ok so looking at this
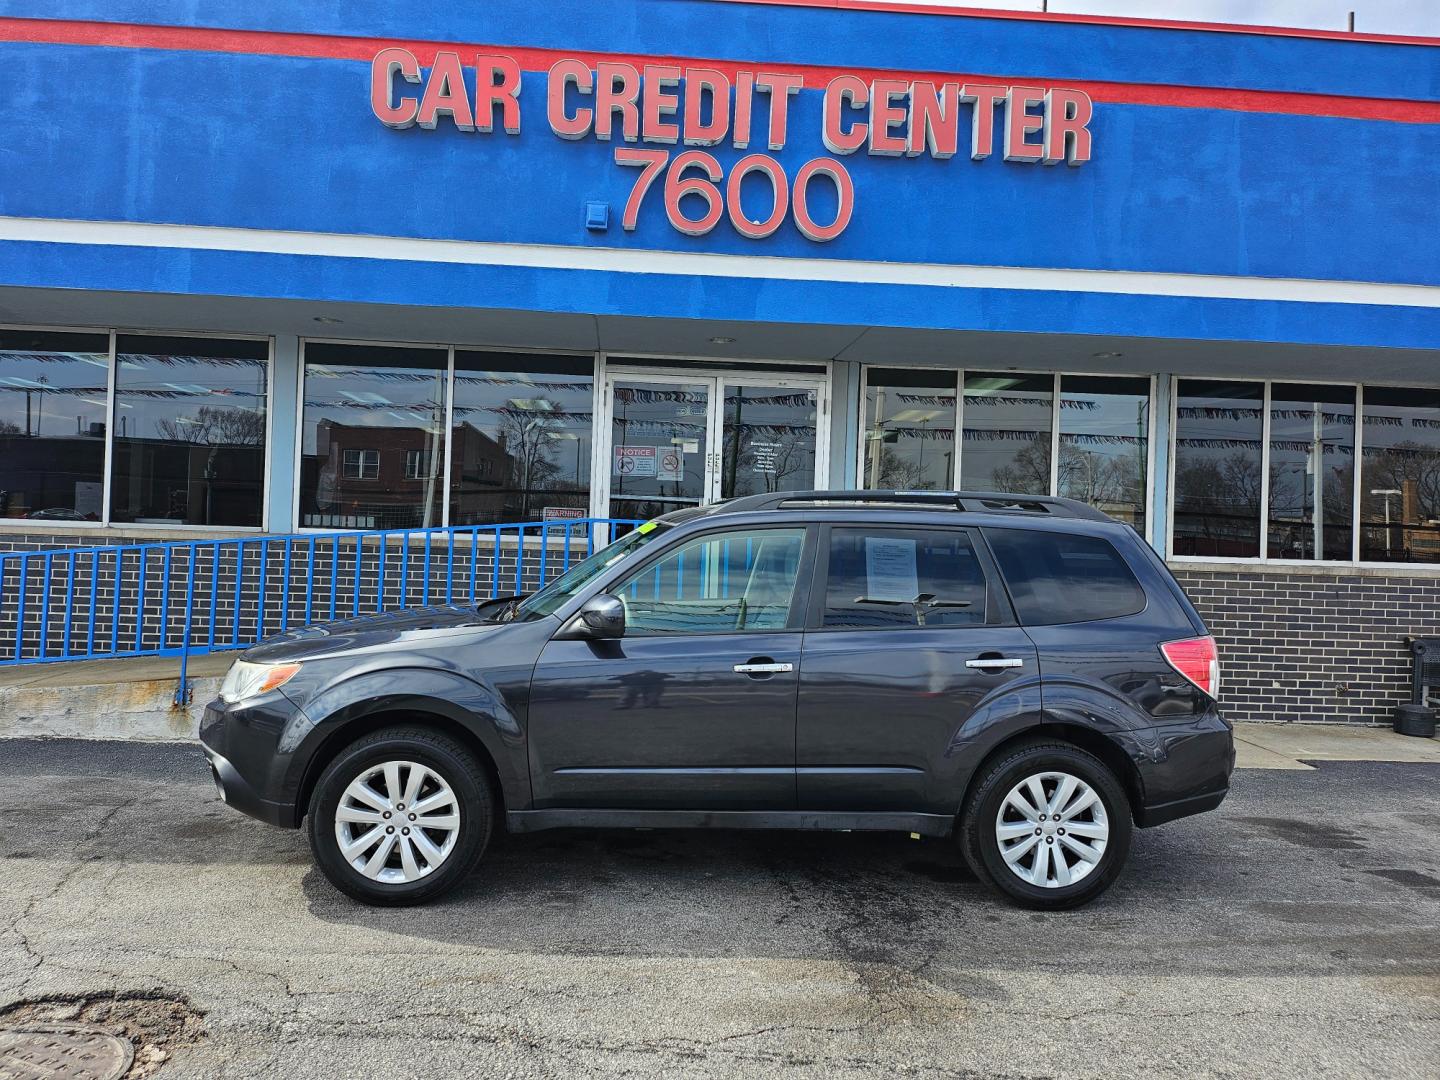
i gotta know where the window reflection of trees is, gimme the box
[963,375,1052,495]
[1172,382,1265,558]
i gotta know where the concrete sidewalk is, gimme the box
[1233,721,1440,770]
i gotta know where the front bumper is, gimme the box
[198,694,314,828]
[201,744,294,827]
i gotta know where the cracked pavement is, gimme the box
[1,740,1438,1079]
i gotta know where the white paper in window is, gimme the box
[864,537,919,602]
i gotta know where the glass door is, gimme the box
[602,367,828,520]
[606,375,715,521]
[718,380,820,499]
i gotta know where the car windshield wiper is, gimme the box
[475,595,524,622]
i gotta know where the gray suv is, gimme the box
[201,491,1233,910]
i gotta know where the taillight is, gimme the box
[1160,635,1220,699]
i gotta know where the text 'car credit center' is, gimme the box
[0,0,1437,725]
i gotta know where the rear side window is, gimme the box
[822,528,988,628]
[984,529,1145,625]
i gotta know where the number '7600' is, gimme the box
[614,148,855,242]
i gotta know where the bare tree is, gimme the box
[155,406,265,446]
[497,410,567,515]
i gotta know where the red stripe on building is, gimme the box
[2,17,1437,124]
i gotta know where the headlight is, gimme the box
[219,660,302,704]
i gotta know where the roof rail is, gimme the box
[715,489,1115,522]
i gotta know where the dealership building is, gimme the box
[0,0,1437,725]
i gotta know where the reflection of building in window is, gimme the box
[309,424,437,528]
[450,422,514,523]
[403,449,432,480]
[342,449,380,479]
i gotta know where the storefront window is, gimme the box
[861,369,957,490]
[1172,381,1263,557]
[0,330,110,522]
[1360,386,1440,563]
[449,352,594,526]
[1057,376,1149,534]
[109,336,268,527]
[299,343,446,530]
[961,373,1052,494]
[1266,384,1355,561]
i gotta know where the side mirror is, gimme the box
[559,593,626,640]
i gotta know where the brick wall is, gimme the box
[1171,566,1438,727]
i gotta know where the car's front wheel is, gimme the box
[961,740,1132,910]
[307,726,494,905]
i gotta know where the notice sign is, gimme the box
[614,445,657,477]
[542,506,585,521]
[865,536,919,603]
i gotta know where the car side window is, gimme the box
[984,528,1146,625]
[821,528,988,629]
[612,527,807,635]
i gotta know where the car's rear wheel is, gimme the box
[961,740,1132,910]
[307,726,493,906]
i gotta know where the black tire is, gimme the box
[1393,704,1436,738]
[307,725,494,906]
[960,739,1132,911]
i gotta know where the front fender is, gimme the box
[281,666,530,820]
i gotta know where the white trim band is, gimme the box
[2,215,1437,309]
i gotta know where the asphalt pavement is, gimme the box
[1,738,1437,1079]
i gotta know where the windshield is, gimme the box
[511,524,671,621]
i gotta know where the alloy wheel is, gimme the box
[333,760,461,883]
[994,770,1109,888]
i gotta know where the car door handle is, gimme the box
[965,657,1025,671]
[733,662,794,674]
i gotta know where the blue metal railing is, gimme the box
[0,517,638,703]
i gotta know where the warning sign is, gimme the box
[613,445,656,477]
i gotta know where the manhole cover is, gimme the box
[0,1023,133,1080]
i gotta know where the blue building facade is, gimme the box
[0,0,1437,722]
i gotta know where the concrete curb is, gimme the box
[0,676,221,741]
